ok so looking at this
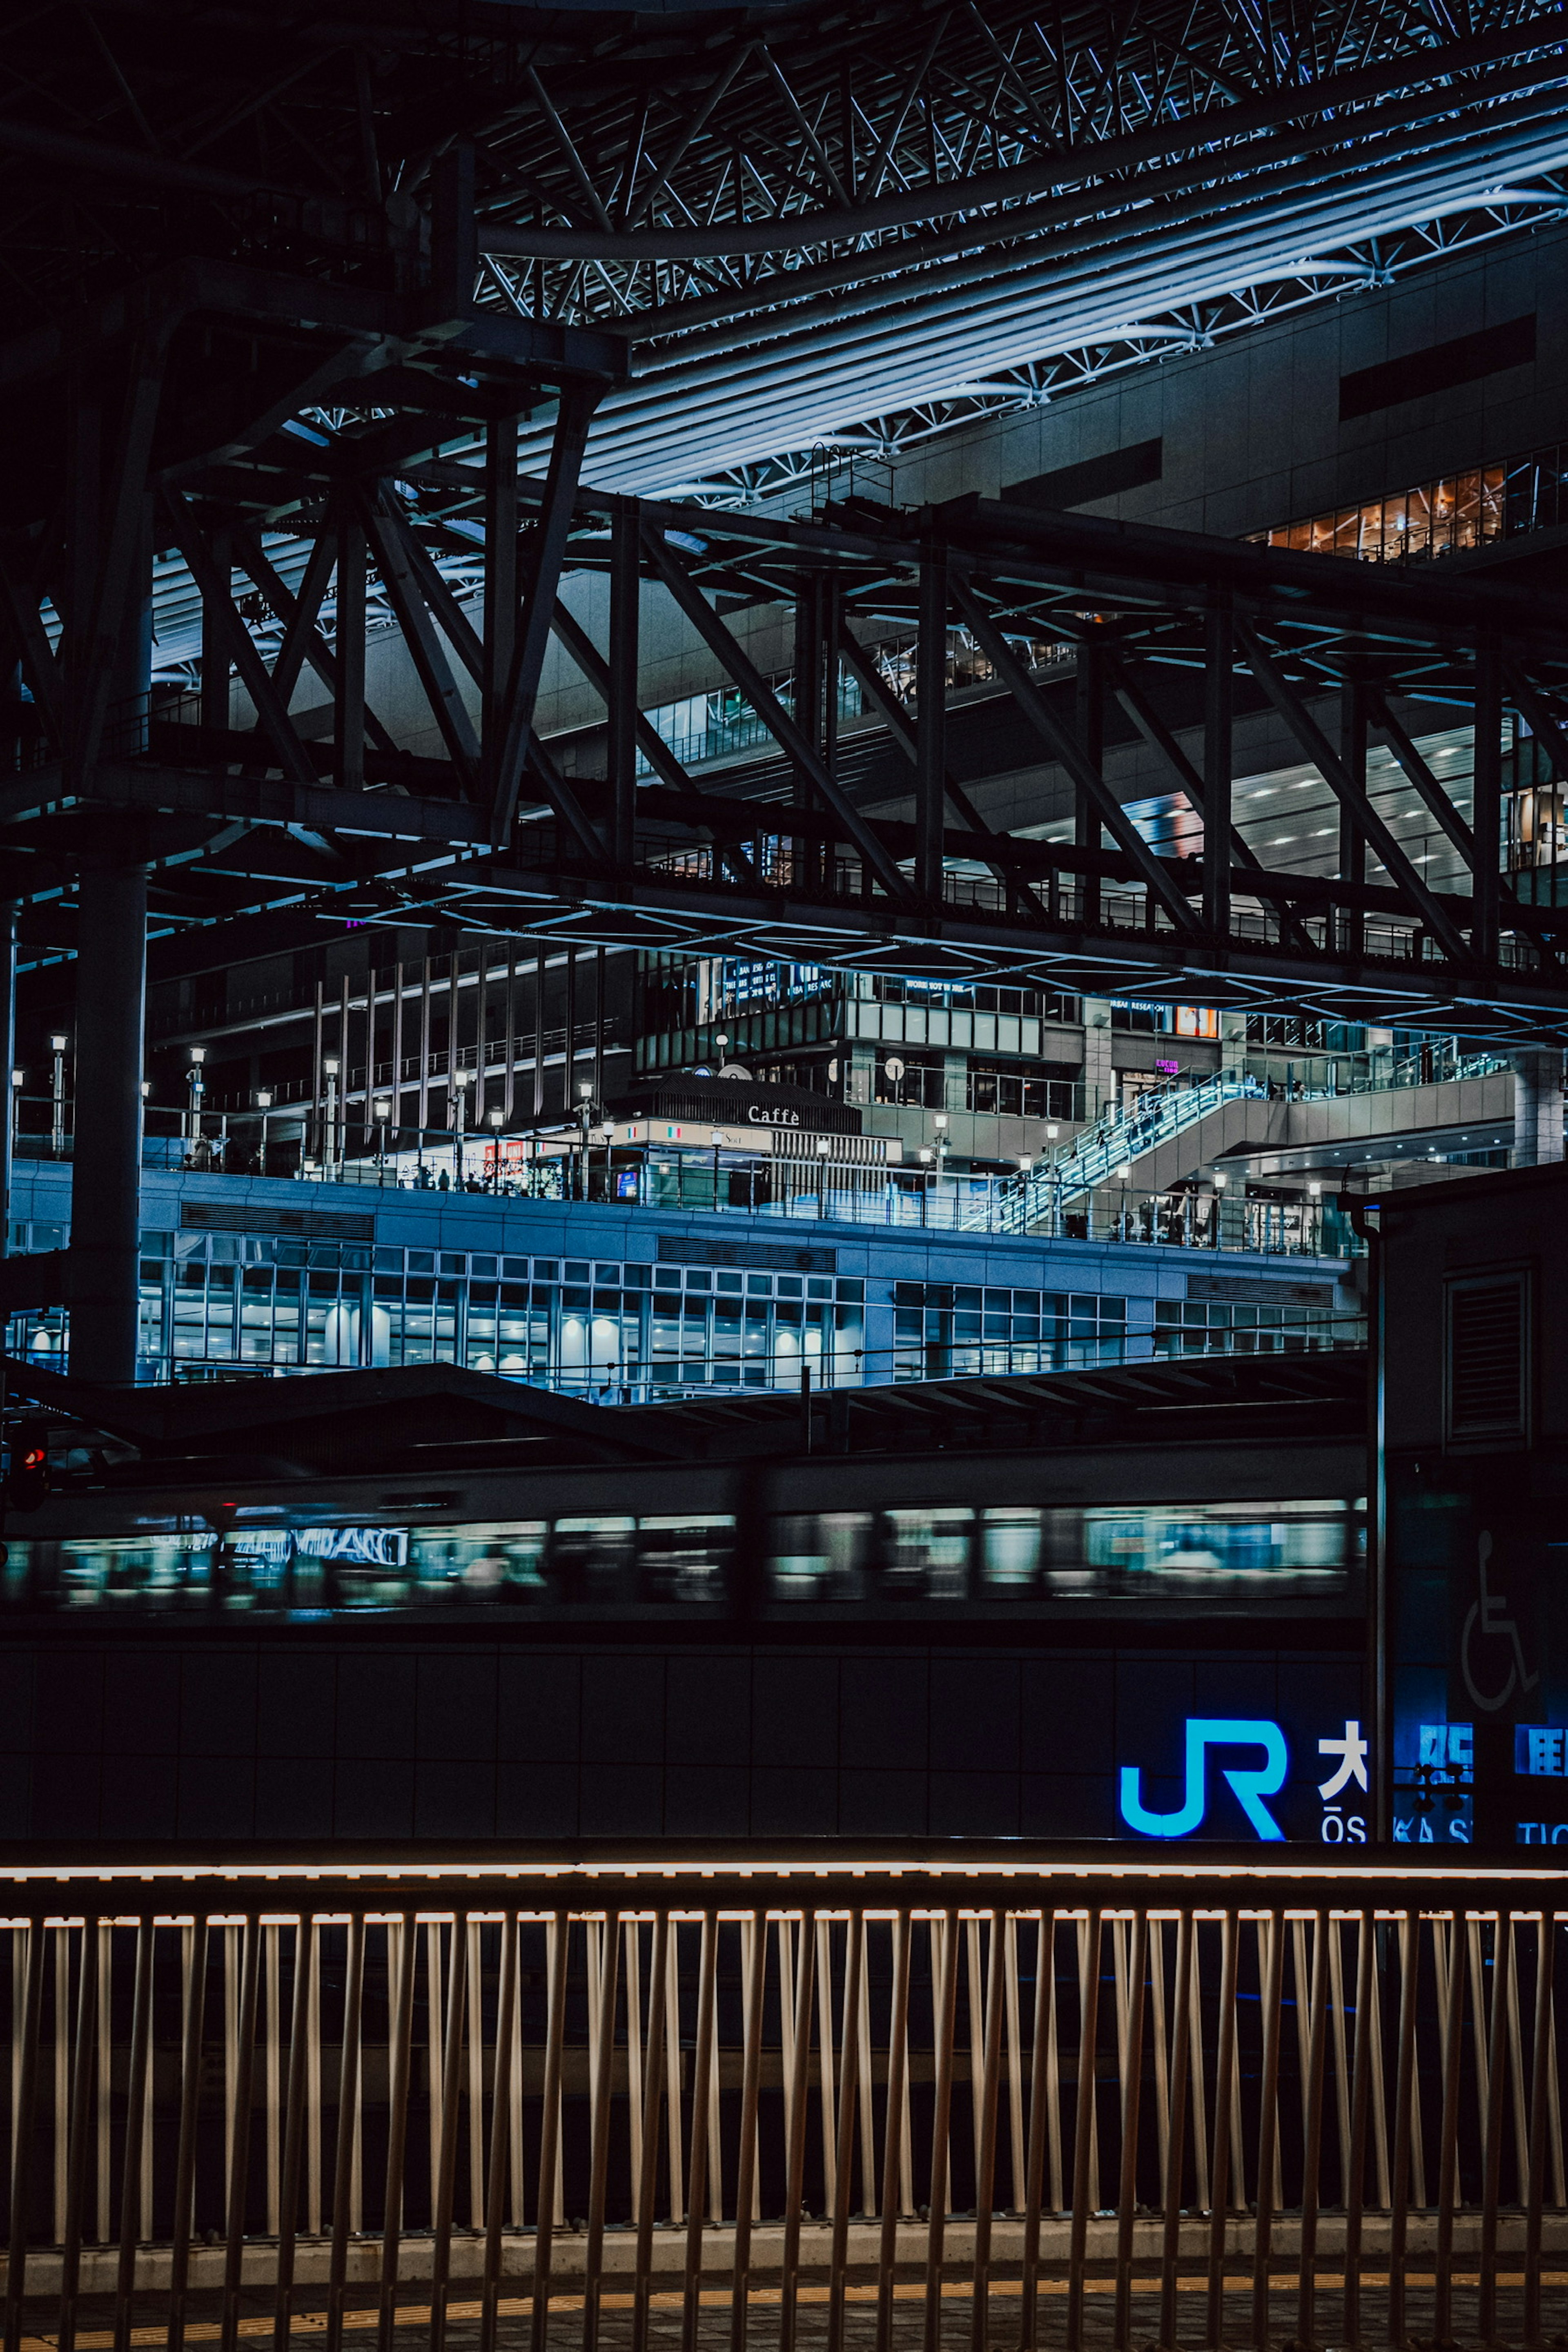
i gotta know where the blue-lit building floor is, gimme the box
[7,1162,1360,1394]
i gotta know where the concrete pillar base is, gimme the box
[1511,1047,1565,1169]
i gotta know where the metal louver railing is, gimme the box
[0,1858,1562,2352]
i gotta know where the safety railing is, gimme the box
[0,1858,1561,2352]
[1004,1074,1265,1228]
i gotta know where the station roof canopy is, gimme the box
[2,1348,1367,1484]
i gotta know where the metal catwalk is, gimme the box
[0,1858,1561,2352]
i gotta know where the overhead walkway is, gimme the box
[1004,1055,1516,1230]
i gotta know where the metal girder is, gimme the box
[1236,621,1474,963]
[163,496,320,791]
[834,620,1047,920]
[489,386,602,847]
[638,521,915,904]
[949,576,1203,934]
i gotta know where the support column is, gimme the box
[1076,641,1103,928]
[915,548,947,902]
[70,861,147,1383]
[334,514,365,793]
[1512,1049,1564,1167]
[0,902,15,1259]
[1081,998,1114,1122]
[1472,639,1503,964]
[1203,595,1232,936]
[608,500,638,870]
[1339,676,1367,960]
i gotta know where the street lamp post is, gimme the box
[374,1097,392,1172]
[256,1089,273,1176]
[322,1055,339,1177]
[187,1047,206,1152]
[49,1033,67,1159]
[451,1068,471,1187]
[488,1105,503,1190]
[575,1079,594,1198]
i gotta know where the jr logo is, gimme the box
[1119,1717,1290,1841]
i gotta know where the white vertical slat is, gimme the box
[1004,1918,1025,2214]
[1043,1915,1063,2214]
[265,1924,282,2236]
[816,1916,837,2213]
[507,1919,525,2231]
[1186,1927,1208,2216]
[665,1922,684,2226]
[966,1919,986,2188]
[53,1928,69,2243]
[624,1918,644,2207]
[1327,1918,1352,2203]
[140,1930,155,2244]
[96,1925,113,2243]
[856,1922,875,2218]
[467,1918,485,2230]
[1148,1918,1169,2201]
[425,1922,443,2231]
[224,1923,239,2206]
[306,1923,323,2237]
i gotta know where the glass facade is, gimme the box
[1155,1296,1343,1352]
[1254,442,1568,567]
[9,1229,865,1396]
[893,1283,1127,1377]
[767,1497,1363,1602]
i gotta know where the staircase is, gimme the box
[994,1072,1266,1233]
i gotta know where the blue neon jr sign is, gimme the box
[1119,1717,1290,1841]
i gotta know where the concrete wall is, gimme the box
[0,1635,1360,1843]
[859,219,1568,541]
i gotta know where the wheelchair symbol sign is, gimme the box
[1461,1532,1538,1715]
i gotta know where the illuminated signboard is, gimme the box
[1118,1715,1370,1843]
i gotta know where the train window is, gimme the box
[980,1508,1042,1588]
[767,1511,873,1599]
[637,1516,735,1603]
[550,1516,637,1604]
[408,1523,546,1602]
[883,1507,973,1598]
[1079,1501,1351,1580]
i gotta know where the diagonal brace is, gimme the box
[835,621,1046,920]
[231,530,398,755]
[548,599,758,886]
[1238,622,1470,963]
[163,497,319,790]
[1367,690,1483,870]
[641,523,913,903]
[490,386,601,848]
[950,577,1201,934]
[0,535,63,743]
[357,486,481,785]
[1104,645,1317,953]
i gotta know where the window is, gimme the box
[965,1063,1083,1118]
[873,1055,947,1108]
[1446,1271,1530,1449]
[1247,445,1568,568]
